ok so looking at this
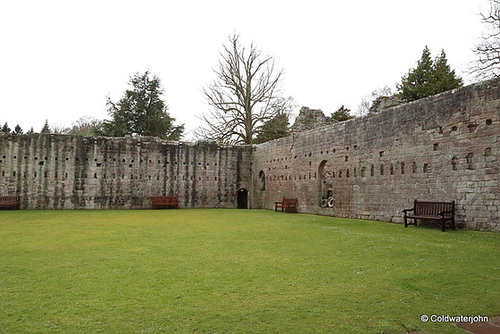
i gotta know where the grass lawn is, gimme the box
[0,209,499,333]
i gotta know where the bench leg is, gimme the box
[403,216,417,227]
[442,218,456,231]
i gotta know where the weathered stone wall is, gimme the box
[0,135,252,209]
[1,78,499,230]
[251,78,500,231]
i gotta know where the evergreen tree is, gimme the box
[41,120,51,134]
[14,125,23,134]
[1,122,11,133]
[254,113,290,144]
[101,71,184,140]
[433,50,463,93]
[397,46,463,102]
[331,105,355,122]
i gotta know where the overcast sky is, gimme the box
[0,0,491,139]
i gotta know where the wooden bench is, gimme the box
[275,197,298,213]
[403,200,455,231]
[0,196,20,210]
[151,196,179,209]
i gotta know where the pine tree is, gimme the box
[1,122,11,133]
[254,113,290,144]
[331,105,355,122]
[14,125,23,134]
[433,50,463,93]
[397,46,463,102]
[41,120,51,134]
[101,71,184,140]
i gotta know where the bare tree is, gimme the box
[197,34,284,145]
[356,85,392,116]
[473,0,500,79]
[66,116,104,136]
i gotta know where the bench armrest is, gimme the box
[402,208,414,214]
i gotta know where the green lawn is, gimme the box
[0,209,499,333]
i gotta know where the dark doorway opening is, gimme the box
[237,188,248,209]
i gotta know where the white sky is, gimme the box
[0,0,491,140]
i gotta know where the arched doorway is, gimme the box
[258,170,266,191]
[237,188,248,209]
[318,160,334,207]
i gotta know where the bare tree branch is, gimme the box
[196,34,284,145]
[472,0,500,79]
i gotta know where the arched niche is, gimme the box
[318,160,334,207]
[258,170,265,191]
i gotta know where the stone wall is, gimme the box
[0,135,252,209]
[251,78,500,231]
[1,78,499,230]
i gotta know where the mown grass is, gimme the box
[0,209,499,333]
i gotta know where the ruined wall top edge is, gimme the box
[256,76,500,147]
[0,133,253,150]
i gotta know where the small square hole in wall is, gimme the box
[486,119,492,125]
[468,124,479,132]
[379,151,384,157]
[433,143,439,151]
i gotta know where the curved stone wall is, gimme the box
[251,78,500,231]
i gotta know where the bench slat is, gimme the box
[0,196,20,209]
[275,197,298,213]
